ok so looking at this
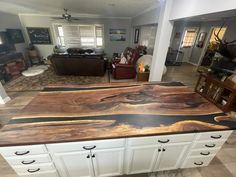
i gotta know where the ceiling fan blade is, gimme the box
[70,17,80,20]
[51,17,64,20]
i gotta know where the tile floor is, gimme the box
[0,63,236,177]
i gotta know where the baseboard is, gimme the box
[0,96,11,104]
[187,61,198,66]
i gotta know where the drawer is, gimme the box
[13,162,55,174]
[196,130,233,141]
[0,145,47,157]
[19,170,59,177]
[181,155,215,168]
[188,147,221,157]
[192,140,226,149]
[47,139,125,152]
[5,154,52,166]
[127,133,195,146]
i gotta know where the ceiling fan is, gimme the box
[51,9,80,21]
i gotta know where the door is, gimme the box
[126,145,160,174]
[53,151,94,177]
[153,143,190,171]
[92,148,124,177]
[180,28,198,62]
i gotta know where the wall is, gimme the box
[189,19,236,65]
[131,7,160,27]
[19,15,132,58]
[0,11,26,55]
[170,0,236,20]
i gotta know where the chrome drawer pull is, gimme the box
[205,144,216,148]
[158,139,170,143]
[22,160,36,165]
[15,151,30,156]
[200,152,210,156]
[27,168,40,173]
[83,145,96,150]
[194,162,204,166]
[210,135,222,139]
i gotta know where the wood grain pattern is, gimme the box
[0,82,235,147]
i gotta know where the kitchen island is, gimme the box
[0,82,235,177]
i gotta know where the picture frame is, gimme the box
[196,32,207,48]
[109,29,126,41]
[6,29,25,44]
[134,28,140,44]
[27,27,52,45]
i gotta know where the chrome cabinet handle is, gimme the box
[158,139,170,143]
[194,162,204,166]
[200,152,210,156]
[205,144,216,148]
[27,168,40,173]
[15,151,30,156]
[211,135,222,139]
[21,160,36,165]
[83,145,96,150]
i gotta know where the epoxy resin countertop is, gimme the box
[0,82,235,146]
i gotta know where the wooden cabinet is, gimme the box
[126,145,160,174]
[52,151,94,177]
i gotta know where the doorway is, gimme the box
[198,26,227,66]
[179,28,198,62]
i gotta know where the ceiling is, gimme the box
[0,0,159,18]
[183,9,236,22]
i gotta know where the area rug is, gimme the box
[4,67,109,92]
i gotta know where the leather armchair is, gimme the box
[112,48,140,79]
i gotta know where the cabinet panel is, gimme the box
[181,155,215,168]
[53,151,94,177]
[126,145,159,174]
[154,143,190,171]
[93,148,124,177]
[19,170,59,177]
[196,130,232,141]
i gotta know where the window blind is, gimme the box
[63,25,81,48]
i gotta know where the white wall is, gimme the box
[19,15,132,58]
[170,0,236,20]
[0,11,26,55]
[131,7,160,27]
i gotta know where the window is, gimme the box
[209,27,226,44]
[181,29,197,48]
[54,24,104,48]
[0,37,2,45]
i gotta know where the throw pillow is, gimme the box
[119,57,128,64]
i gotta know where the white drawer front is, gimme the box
[19,170,59,177]
[13,162,55,174]
[47,139,125,152]
[192,140,226,149]
[127,134,195,146]
[189,148,221,157]
[196,130,233,141]
[5,154,51,166]
[181,155,215,168]
[0,145,47,157]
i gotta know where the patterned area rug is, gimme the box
[4,67,109,92]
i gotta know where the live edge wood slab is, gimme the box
[0,82,236,147]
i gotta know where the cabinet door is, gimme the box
[154,143,190,171]
[126,145,159,174]
[92,148,124,177]
[52,151,94,177]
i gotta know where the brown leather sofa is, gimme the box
[50,54,106,76]
[112,47,141,79]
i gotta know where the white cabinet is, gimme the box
[92,148,124,177]
[52,151,94,177]
[126,145,160,174]
[154,143,190,171]
[47,139,125,177]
